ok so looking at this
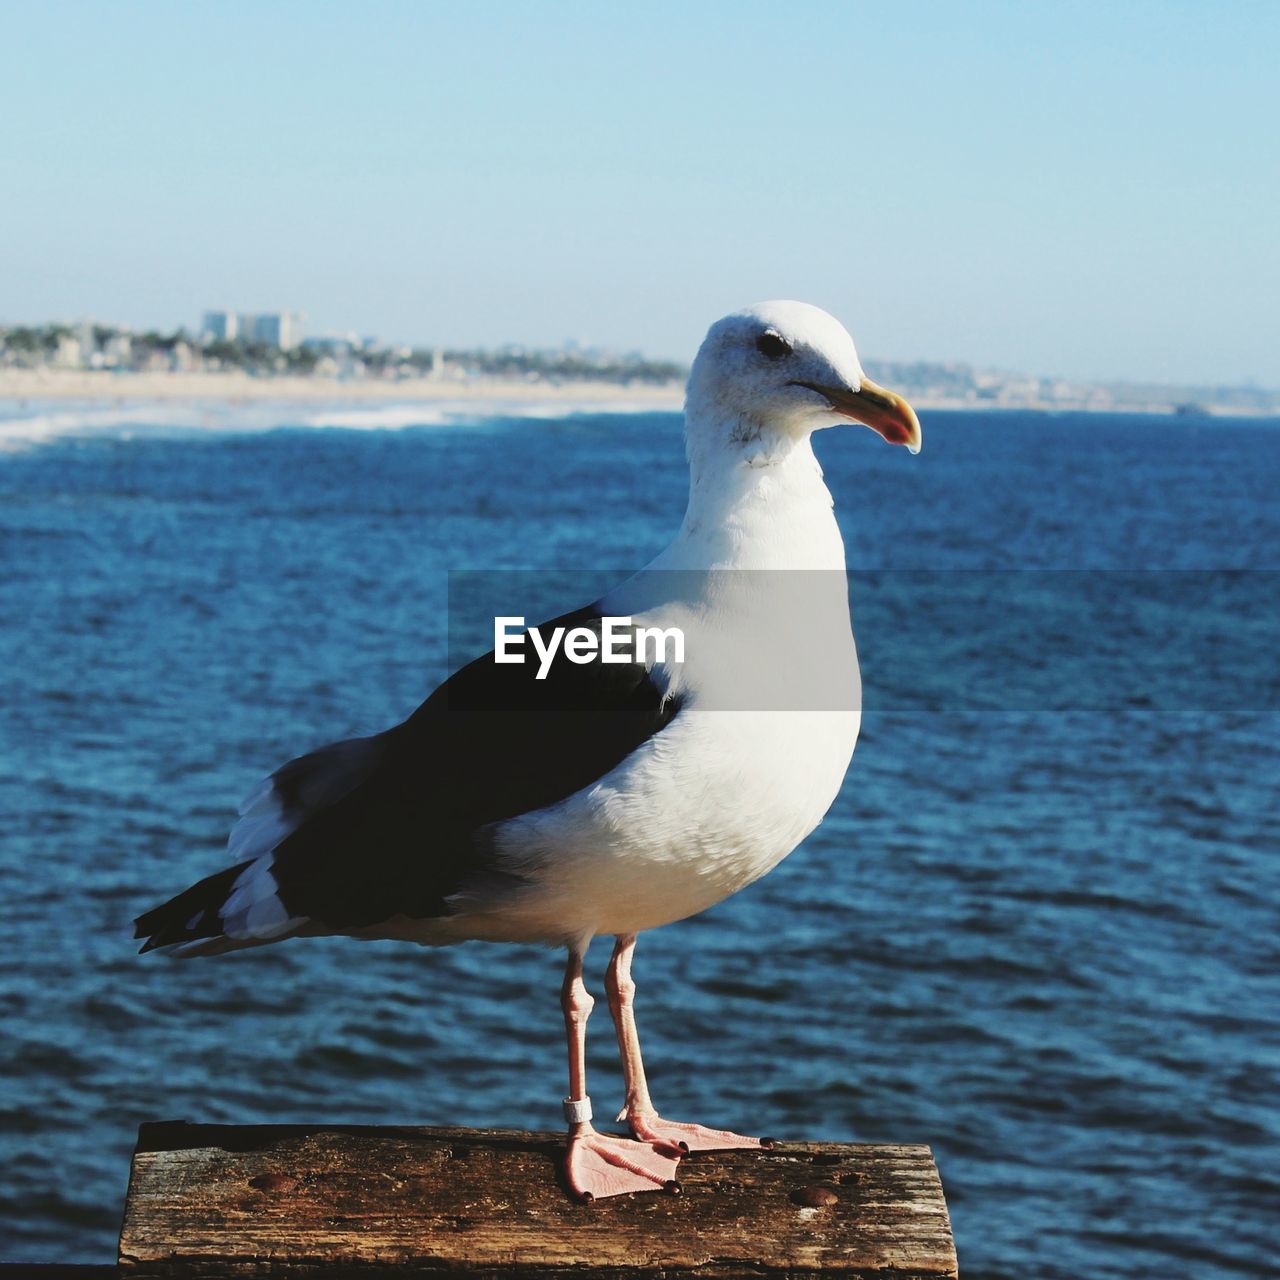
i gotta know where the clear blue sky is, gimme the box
[2,1,1276,383]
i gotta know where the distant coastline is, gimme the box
[1,366,1276,417]
[4,319,1277,416]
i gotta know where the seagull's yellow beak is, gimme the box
[799,377,922,454]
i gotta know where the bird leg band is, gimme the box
[563,1095,593,1125]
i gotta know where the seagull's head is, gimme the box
[686,300,921,456]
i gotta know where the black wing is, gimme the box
[137,603,681,945]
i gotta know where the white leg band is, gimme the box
[563,1095,593,1125]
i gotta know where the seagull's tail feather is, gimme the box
[134,859,262,956]
[136,733,389,958]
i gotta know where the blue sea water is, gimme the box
[1,407,1277,1277]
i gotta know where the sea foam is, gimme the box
[0,395,676,451]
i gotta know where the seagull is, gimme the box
[135,300,921,1202]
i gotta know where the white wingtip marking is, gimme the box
[228,809,294,862]
[237,775,278,818]
[220,857,305,942]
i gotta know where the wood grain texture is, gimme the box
[118,1123,957,1279]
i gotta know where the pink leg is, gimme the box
[560,945,681,1202]
[606,934,769,1152]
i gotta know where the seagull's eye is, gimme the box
[755,331,793,361]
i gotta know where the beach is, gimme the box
[0,367,685,407]
[5,366,1274,419]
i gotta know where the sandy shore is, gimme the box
[0,367,685,407]
[3,367,1271,419]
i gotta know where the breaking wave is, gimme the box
[0,394,679,451]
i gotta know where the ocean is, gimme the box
[1,404,1277,1278]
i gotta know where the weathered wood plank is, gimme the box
[119,1122,956,1278]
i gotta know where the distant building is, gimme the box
[51,334,81,368]
[200,309,304,349]
[302,331,361,358]
[202,310,239,342]
[75,321,97,359]
[103,332,132,367]
[246,312,304,350]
